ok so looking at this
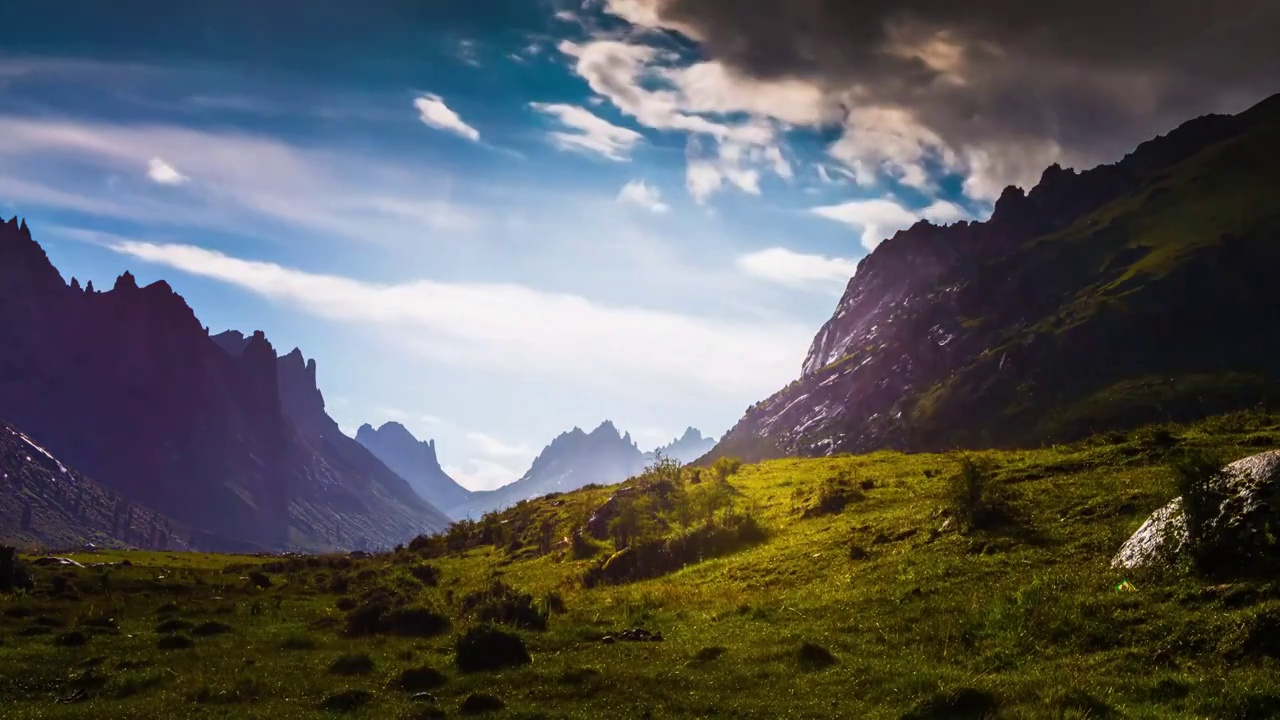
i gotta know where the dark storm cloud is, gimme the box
[633,0,1280,188]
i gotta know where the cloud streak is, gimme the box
[529,102,644,161]
[737,247,858,290]
[109,240,810,399]
[811,198,968,250]
[414,93,481,142]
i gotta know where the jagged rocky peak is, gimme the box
[113,271,138,292]
[357,421,437,454]
[355,419,469,514]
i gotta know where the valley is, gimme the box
[4,412,1280,718]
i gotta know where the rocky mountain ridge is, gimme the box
[711,93,1280,462]
[0,223,451,551]
[456,421,717,518]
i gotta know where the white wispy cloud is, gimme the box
[444,459,521,492]
[465,432,534,461]
[737,247,859,291]
[108,241,810,398]
[616,180,669,213]
[811,198,969,250]
[529,102,643,161]
[0,115,480,244]
[413,93,481,142]
[146,157,188,185]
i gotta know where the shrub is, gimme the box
[900,688,998,720]
[460,693,505,715]
[321,689,373,712]
[455,625,531,673]
[157,635,194,650]
[711,456,744,483]
[54,630,89,647]
[570,531,599,560]
[384,606,450,637]
[0,546,33,593]
[944,455,1013,531]
[803,470,866,518]
[462,581,549,631]
[156,619,192,634]
[583,511,766,587]
[396,666,448,691]
[280,634,316,651]
[191,621,232,637]
[246,571,272,589]
[408,564,441,587]
[329,653,375,676]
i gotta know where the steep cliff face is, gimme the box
[356,422,471,516]
[712,93,1280,462]
[0,229,451,551]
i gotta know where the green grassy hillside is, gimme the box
[5,413,1280,718]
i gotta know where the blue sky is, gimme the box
[0,0,993,490]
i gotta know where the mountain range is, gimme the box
[0,223,452,551]
[455,422,717,518]
[709,92,1280,463]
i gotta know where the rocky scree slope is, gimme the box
[0,419,188,550]
[711,93,1280,462]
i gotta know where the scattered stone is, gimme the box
[460,693,505,715]
[651,632,664,642]
[601,635,616,644]
[32,557,85,568]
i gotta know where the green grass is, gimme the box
[6,412,1280,718]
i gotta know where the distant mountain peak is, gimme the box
[356,420,467,515]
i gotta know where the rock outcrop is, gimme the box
[1114,451,1280,571]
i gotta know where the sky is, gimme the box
[0,0,1274,491]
